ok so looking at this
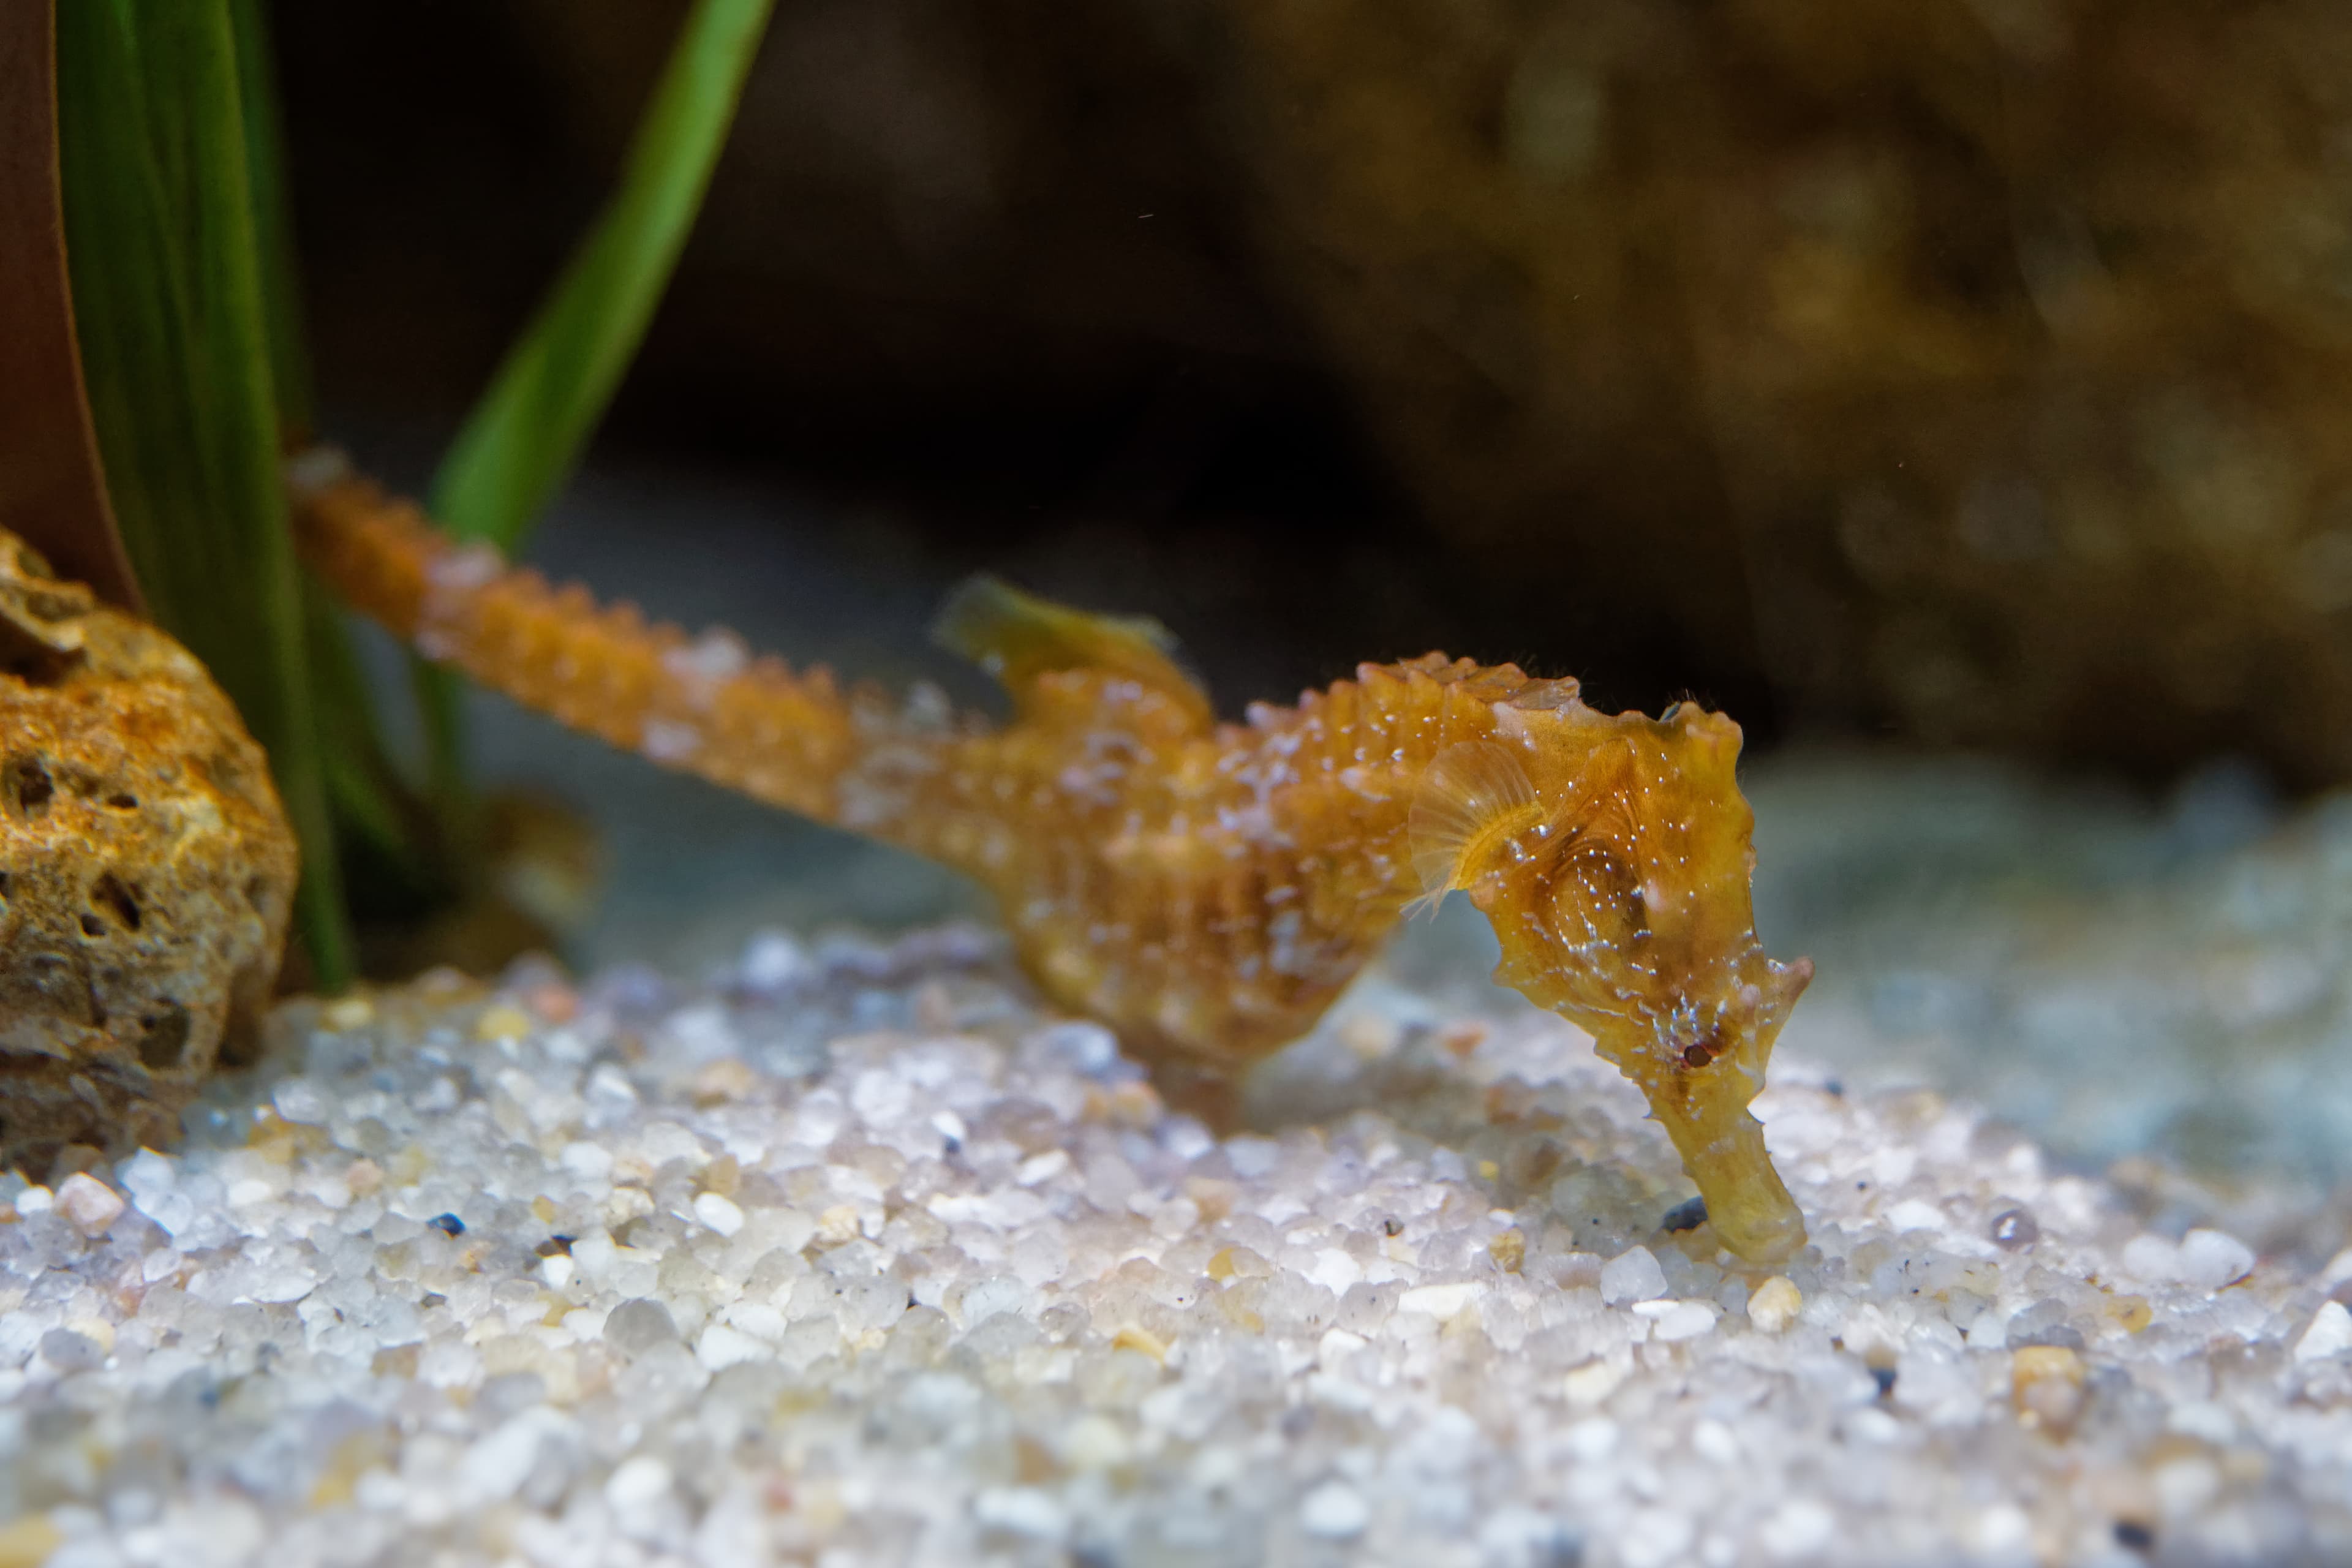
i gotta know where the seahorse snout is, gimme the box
[1625,951,1815,1265]
[1653,1092,1807,1266]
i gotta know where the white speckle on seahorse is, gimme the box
[426,542,503,596]
[1216,802,1276,842]
[1268,908,1306,976]
[418,542,505,660]
[662,629,750,706]
[903,682,953,731]
[641,718,703,763]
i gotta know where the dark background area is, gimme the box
[268,0,1777,736]
[271,1,2352,789]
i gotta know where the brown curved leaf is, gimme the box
[0,0,140,610]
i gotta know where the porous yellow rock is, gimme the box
[1193,0,2352,786]
[0,530,296,1172]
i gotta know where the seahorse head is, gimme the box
[1411,698,1812,1264]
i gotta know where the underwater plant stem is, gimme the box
[412,653,479,851]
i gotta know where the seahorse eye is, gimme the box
[1679,1022,1726,1068]
[1548,837,1647,954]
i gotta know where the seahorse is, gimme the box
[288,451,1815,1264]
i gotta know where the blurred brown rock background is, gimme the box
[277,0,2352,784]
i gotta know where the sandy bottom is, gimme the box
[1,897,2350,1568]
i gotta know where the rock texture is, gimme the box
[1185,0,2352,782]
[0,530,296,1173]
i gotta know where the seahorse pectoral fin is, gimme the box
[1406,741,1545,912]
[933,574,1212,729]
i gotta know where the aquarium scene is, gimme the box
[5,2,2352,1564]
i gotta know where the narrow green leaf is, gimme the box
[226,0,312,438]
[432,0,775,543]
[304,576,420,867]
[415,0,774,816]
[58,0,355,988]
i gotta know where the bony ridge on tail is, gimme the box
[288,449,1815,1264]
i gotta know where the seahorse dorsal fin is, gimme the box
[1408,741,1545,908]
[933,574,1212,729]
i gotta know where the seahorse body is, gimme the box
[290,455,1814,1264]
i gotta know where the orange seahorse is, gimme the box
[288,451,1815,1264]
